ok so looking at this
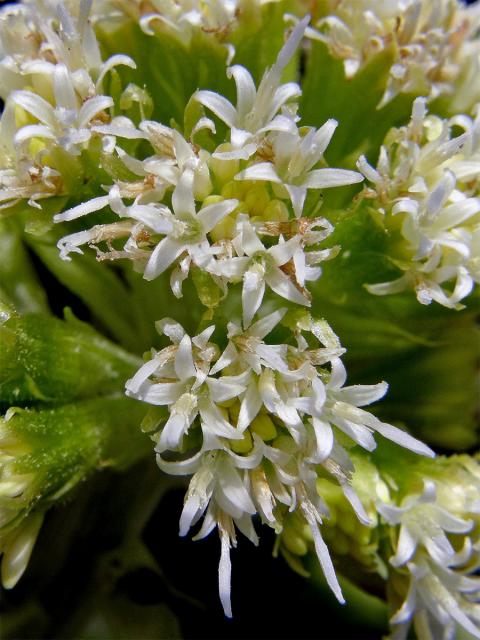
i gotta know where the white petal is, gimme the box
[198,198,238,232]
[249,308,287,339]
[158,411,190,451]
[125,357,161,394]
[228,65,256,120]
[11,90,55,127]
[53,64,77,112]
[341,484,371,526]
[174,334,196,380]
[285,183,307,218]
[53,195,109,222]
[78,95,114,128]
[390,525,418,567]
[206,376,248,404]
[156,448,203,475]
[210,342,238,375]
[195,90,237,128]
[302,168,364,189]
[268,236,300,266]
[373,421,435,457]
[275,15,310,73]
[237,379,263,431]
[235,162,281,183]
[133,381,184,405]
[96,54,137,91]
[14,125,56,145]
[172,169,196,217]
[337,382,388,407]
[219,530,233,618]
[306,119,338,165]
[144,237,183,280]
[306,514,345,604]
[241,221,265,256]
[265,268,309,306]
[311,418,333,462]
[242,268,266,327]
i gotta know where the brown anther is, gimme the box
[256,140,274,162]
[93,110,111,124]
[144,174,156,189]
[135,228,151,244]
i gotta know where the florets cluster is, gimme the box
[304,0,480,108]
[126,309,432,615]
[358,97,480,308]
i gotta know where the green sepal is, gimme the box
[0,313,140,407]
[0,218,49,315]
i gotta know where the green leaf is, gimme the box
[301,41,415,167]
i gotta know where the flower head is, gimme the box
[126,310,433,616]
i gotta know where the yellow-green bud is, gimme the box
[250,414,277,441]
[262,199,290,222]
[229,429,253,454]
[210,144,240,184]
[244,186,271,217]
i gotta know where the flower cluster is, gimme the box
[379,457,480,639]
[358,97,480,309]
[0,0,136,210]
[0,0,478,636]
[125,308,432,615]
[89,0,274,47]
[53,18,363,324]
[303,0,480,108]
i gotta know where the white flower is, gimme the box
[303,0,480,108]
[236,121,364,217]
[378,481,473,568]
[214,218,310,327]
[379,477,480,640]
[194,16,309,160]
[125,319,247,452]
[126,311,436,618]
[359,98,480,309]
[142,169,237,281]
[11,64,114,155]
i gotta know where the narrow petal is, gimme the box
[249,308,287,339]
[96,54,137,91]
[228,65,256,120]
[199,198,238,232]
[195,90,237,128]
[53,64,77,112]
[235,162,281,183]
[390,525,418,567]
[219,530,233,618]
[144,237,183,280]
[373,420,435,457]
[53,195,109,222]
[14,125,56,145]
[302,168,364,189]
[132,381,184,405]
[78,95,114,128]
[243,268,266,327]
[306,512,345,604]
[265,268,309,306]
[237,379,263,431]
[11,90,55,127]
[174,334,196,381]
[172,169,195,217]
